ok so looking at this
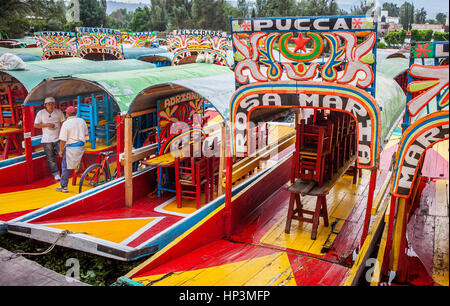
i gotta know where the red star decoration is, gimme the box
[291,33,311,53]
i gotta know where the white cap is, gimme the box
[44,97,56,104]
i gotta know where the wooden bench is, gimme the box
[285,154,357,240]
[223,131,296,187]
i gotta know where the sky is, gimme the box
[111,0,449,19]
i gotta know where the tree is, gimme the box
[414,7,427,24]
[0,0,68,38]
[382,2,399,17]
[436,12,447,24]
[129,7,151,32]
[79,0,106,27]
[237,0,249,18]
[399,1,414,30]
[351,0,375,15]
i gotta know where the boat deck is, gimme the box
[127,138,400,285]
[126,138,449,286]
[404,178,449,286]
[0,176,73,222]
[129,169,390,285]
[3,123,295,260]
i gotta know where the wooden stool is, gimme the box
[284,179,329,240]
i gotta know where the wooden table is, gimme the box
[142,152,183,167]
[0,127,23,160]
[285,155,357,240]
[142,152,186,197]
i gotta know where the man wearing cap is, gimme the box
[56,106,89,193]
[56,106,89,192]
[34,97,65,181]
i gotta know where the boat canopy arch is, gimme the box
[3,58,156,101]
[230,81,382,169]
[24,63,235,119]
[391,110,449,198]
[230,68,406,170]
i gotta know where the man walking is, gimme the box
[34,97,65,181]
[56,106,89,193]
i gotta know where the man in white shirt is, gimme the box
[56,106,89,193]
[34,97,65,181]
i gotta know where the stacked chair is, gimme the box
[285,110,359,240]
[0,84,25,128]
[293,110,358,187]
[0,84,25,159]
[76,93,115,149]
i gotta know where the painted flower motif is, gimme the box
[413,43,432,58]
[158,106,179,128]
[188,100,204,118]
[362,18,374,29]
[232,20,241,32]
[352,18,362,29]
[241,20,251,31]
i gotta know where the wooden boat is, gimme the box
[3,16,403,267]
[1,63,235,251]
[117,18,448,286]
[2,18,447,287]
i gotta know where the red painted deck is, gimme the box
[128,167,391,285]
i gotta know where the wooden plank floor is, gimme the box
[405,178,449,286]
[130,169,386,286]
[129,133,402,286]
[0,247,89,286]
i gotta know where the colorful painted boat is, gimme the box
[1,63,234,246]
[118,18,447,287]
[2,17,446,288]
[4,15,407,271]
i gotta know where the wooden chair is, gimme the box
[77,93,114,149]
[0,86,22,128]
[297,119,333,187]
[174,157,210,209]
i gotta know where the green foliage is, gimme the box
[434,32,449,41]
[411,29,433,42]
[106,8,134,31]
[382,2,400,17]
[129,7,151,32]
[383,29,407,47]
[377,41,387,49]
[63,21,83,32]
[414,7,427,24]
[0,234,147,286]
[399,1,414,31]
[0,17,30,38]
[79,0,106,28]
[350,0,374,15]
[435,13,447,25]
[0,0,68,38]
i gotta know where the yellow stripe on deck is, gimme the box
[155,195,210,215]
[133,252,297,286]
[45,217,157,244]
[0,182,77,215]
[260,174,365,255]
[432,179,449,286]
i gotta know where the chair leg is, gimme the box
[320,195,329,227]
[196,163,201,209]
[311,196,323,240]
[175,159,182,208]
[285,193,297,234]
